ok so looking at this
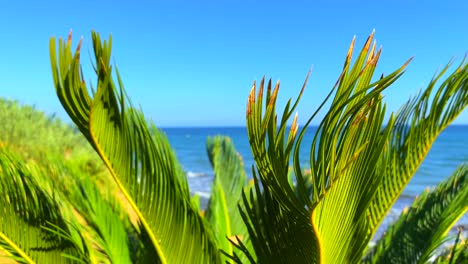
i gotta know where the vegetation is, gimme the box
[0,31,467,263]
[0,98,106,178]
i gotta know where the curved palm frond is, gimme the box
[366,58,468,243]
[236,67,324,263]
[237,32,467,264]
[364,162,468,263]
[49,31,221,263]
[237,32,409,263]
[0,147,89,264]
[205,136,251,262]
[302,33,411,264]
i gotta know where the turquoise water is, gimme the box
[162,125,468,238]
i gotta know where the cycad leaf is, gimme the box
[234,170,318,263]
[240,72,321,263]
[240,33,404,263]
[50,31,221,263]
[306,33,409,263]
[366,59,468,243]
[304,34,467,263]
[205,136,251,262]
[364,163,468,264]
[0,147,88,264]
[240,32,467,264]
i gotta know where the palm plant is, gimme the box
[235,32,467,263]
[49,32,221,263]
[0,30,466,263]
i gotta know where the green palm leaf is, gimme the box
[239,73,321,263]
[236,169,319,263]
[366,59,468,244]
[0,147,88,264]
[243,33,408,263]
[237,32,468,263]
[305,33,413,264]
[205,136,251,262]
[364,163,468,264]
[49,31,221,263]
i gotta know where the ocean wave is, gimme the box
[186,171,209,178]
[194,191,210,199]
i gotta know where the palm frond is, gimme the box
[238,33,408,263]
[293,33,408,263]
[364,163,468,263]
[239,70,321,263]
[0,147,89,263]
[205,136,251,262]
[49,31,221,263]
[239,32,467,264]
[366,59,468,243]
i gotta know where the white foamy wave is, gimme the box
[186,171,208,178]
[194,191,211,199]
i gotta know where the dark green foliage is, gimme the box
[236,171,319,263]
[364,163,468,263]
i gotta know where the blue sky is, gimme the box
[0,1,467,126]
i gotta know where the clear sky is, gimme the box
[0,0,467,126]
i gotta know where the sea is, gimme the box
[162,125,468,240]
